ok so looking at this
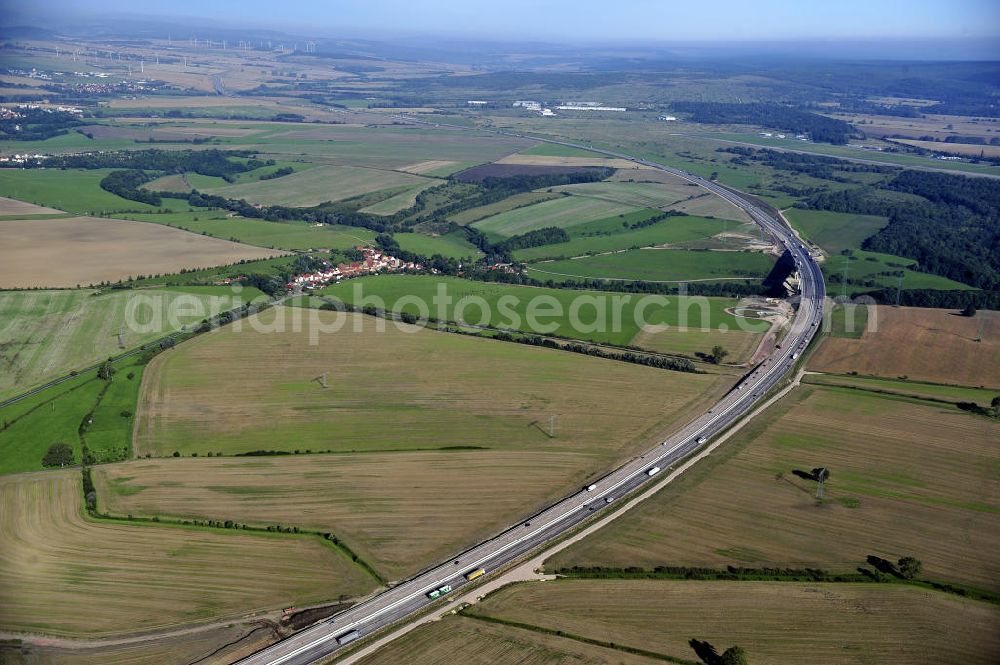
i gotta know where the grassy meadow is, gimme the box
[135,308,727,459]
[307,274,770,347]
[0,286,266,400]
[511,214,742,262]
[526,248,775,283]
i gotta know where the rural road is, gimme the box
[233,124,826,665]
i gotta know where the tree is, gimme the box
[690,640,749,665]
[97,361,116,381]
[961,304,977,317]
[710,345,730,364]
[721,646,749,665]
[42,442,74,468]
[897,556,922,580]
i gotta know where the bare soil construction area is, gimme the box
[810,306,1000,388]
[0,216,284,288]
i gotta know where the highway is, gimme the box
[234,125,826,665]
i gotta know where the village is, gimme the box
[284,246,423,291]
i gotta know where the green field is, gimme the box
[783,208,888,255]
[549,181,689,209]
[123,211,377,250]
[528,248,775,283]
[360,180,443,215]
[202,164,437,208]
[825,249,976,292]
[0,169,160,214]
[135,307,727,458]
[448,191,562,226]
[395,231,482,259]
[512,215,738,262]
[548,385,1000,592]
[0,350,153,475]
[0,286,266,401]
[309,274,768,346]
[0,372,107,475]
[472,196,640,238]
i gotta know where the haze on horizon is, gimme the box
[5,0,1000,53]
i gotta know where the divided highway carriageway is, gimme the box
[235,126,827,665]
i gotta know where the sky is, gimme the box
[8,0,1000,45]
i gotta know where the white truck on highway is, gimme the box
[646,466,661,477]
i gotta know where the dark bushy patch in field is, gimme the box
[453,163,609,182]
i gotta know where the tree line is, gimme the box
[804,170,1000,290]
[671,101,856,144]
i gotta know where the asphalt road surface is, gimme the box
[234,126,826,665]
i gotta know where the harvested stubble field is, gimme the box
[128,214,377,251]
[459,580,1000,665]
[97,450,599,581]
[202,164,437,208]
[0,621,276,665]
[135,308,724,459]
[0,196,62,217]
[0,216,284,288]
[548,386,1000,592]
[0,471,375,636]
[809,306,1000,388]
[0,287,264,401]
[398,159,463,175]
[355,614,666,665]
